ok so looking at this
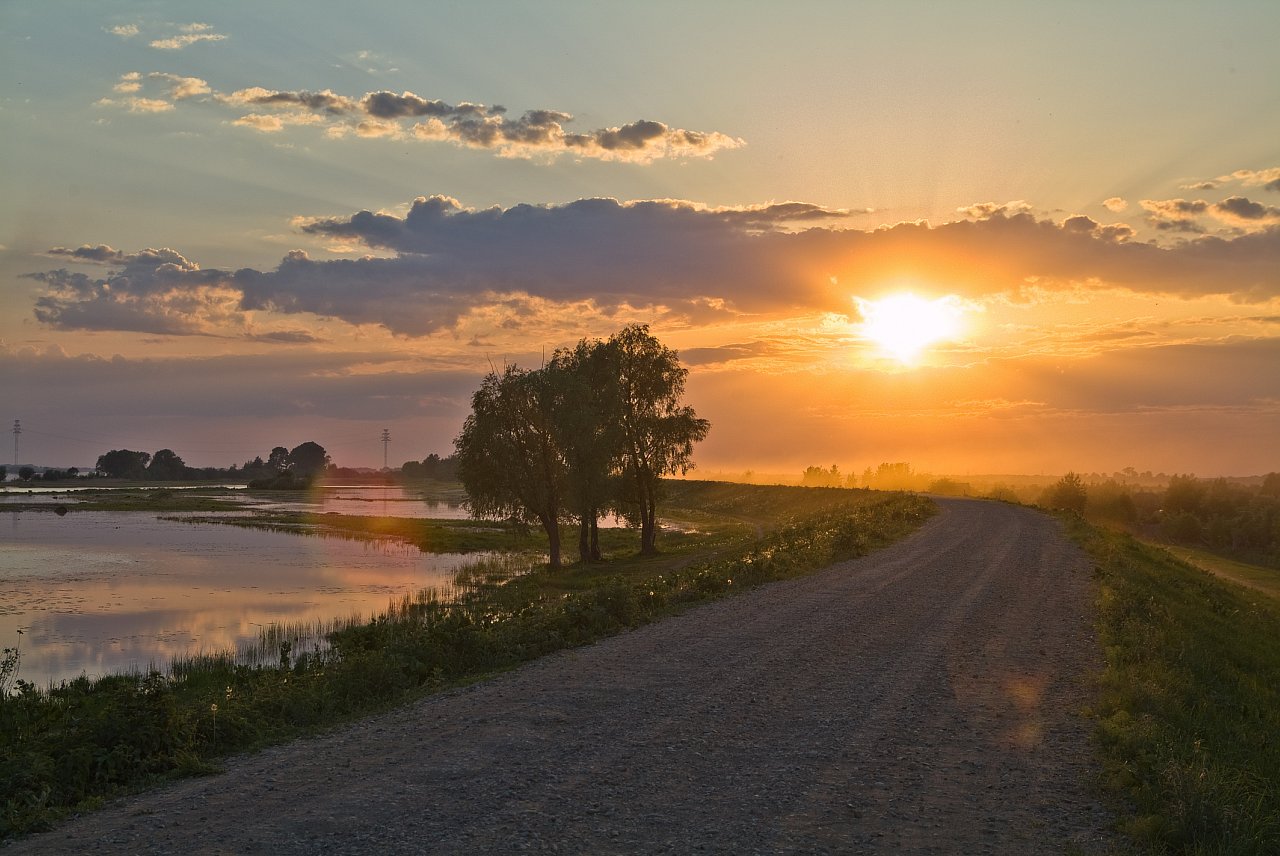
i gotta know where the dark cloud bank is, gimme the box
[25,197,1280,337]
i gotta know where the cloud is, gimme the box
[679,342,776,366]
[24,200,1280,338]
[958,200,1032,219]
[24,247,239,335]
[1140,198,1209,232]
[245,330,324,344]
[1210,196,1280,228]
[0,346,479,432]
[232,112,325,133]
[98,72,210,113]
[107,24,140,38]
[149,72,211,100]
[118,80,744,162]
[1102,197,1128,213]
[97,96,174,114]
[221,87,359,114]
[1184,167,1280,194]
[151,30,227,50]
[46,245,193,266]
[113,72,143,93]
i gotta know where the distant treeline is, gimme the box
[21,442,339,484]
[1033,471,1280,568]
[800,462,973,494]
[399,453,459,482]
[6,445,462,486]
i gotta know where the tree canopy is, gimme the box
[95,449,151,479]
[146,449,187,481]
[455,365,566,566]
[287,442,330,477]
[454,325,709,567]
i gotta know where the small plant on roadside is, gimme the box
[0,631,23,700]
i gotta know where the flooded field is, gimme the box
[0,509,498,687]
[0,483,472,519]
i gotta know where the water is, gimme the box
[242,484,472,519]
[0,483,473,518]
[0,510,494,687]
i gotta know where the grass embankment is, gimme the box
[1069,519,1280,853]
[0,486,933,839]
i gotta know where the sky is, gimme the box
[2,1,1278,477]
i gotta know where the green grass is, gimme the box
[1068,518,1280,854]
[0,486,933,839]
[1153,545,1280,602]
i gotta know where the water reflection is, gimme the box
[244,484,472,519]
[0,511,485,686]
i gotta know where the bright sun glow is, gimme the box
[855,292,965,363]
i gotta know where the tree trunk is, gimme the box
[589,516,602,562]
[639,495,658,555]
[578,514,591,564]
[542,516,562,569]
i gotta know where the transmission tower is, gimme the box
[381,428,391,470]
[12,419,19,467]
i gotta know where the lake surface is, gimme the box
[0,511,487,687]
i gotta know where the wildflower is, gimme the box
[210,702,218,712]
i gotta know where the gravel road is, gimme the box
[9,498,1114,854]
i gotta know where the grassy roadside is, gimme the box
[1065,518,1280,853]
[1151,544,1280,602]
[0,488,932,839]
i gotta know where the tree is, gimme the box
[287,442,330,478]
[610,325,709,555]
[96,449,151,479]
[266,446,291,473]
[0,466,6,482]
[802,465,843,488]
[147,449,187,481]
[18,466,35,482]
[1163,474,1205,514]
[455,365,567,568]
[1042,472,1088,513]
[548,338,625,563]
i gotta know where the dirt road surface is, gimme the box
[8,498,1114,854]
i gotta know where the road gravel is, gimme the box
[8,498,1114,854]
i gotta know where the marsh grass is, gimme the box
[0,487,932,839]
[2,488,254,514]
[1068,518,1280,854]
[172,512,548,554]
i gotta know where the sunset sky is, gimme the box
[2,1,1278,476]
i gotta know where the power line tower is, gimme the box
[381,428,391,471]
[12,419,19,467]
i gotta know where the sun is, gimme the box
[855,292,964,363]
